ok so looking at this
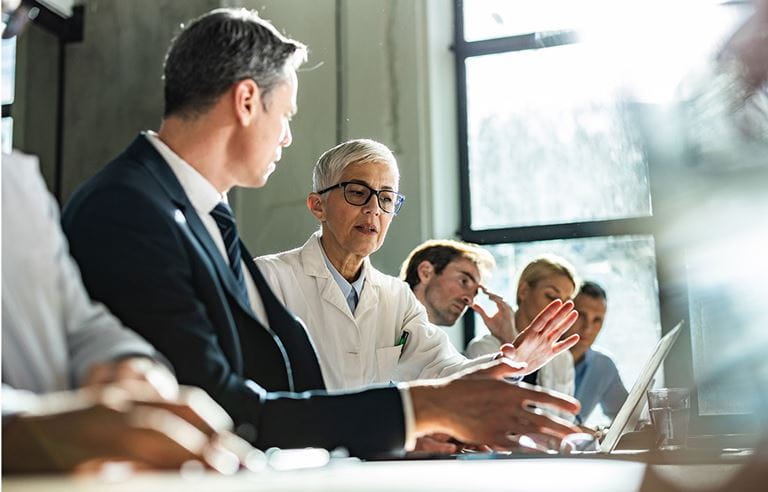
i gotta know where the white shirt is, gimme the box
[144,132,269,327]
[2,151,157,416]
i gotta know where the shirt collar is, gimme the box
[144,131,226,214]
[318,240,365,300]
[575,347,595,369]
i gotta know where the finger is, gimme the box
[546,310,579,342]
[540,301,575,337]
[140,387,233,436]
[514,383,581,415]
[528,299,563,332]
[464,358,527,379]
[499,343,517,360]
[470,303,491,323]
[551,334,580,354]
[121,407,210,469]
[518,408,581,439]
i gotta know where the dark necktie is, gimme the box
[210,202,249,304]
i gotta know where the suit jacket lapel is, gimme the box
[126,135,255,317]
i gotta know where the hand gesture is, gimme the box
[470,286,516,344]
[509,299,579,374]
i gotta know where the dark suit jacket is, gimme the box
[62,135,405,455]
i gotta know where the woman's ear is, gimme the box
[516,281,531,307]
[307,193,325,221]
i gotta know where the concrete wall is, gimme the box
[14,0,465,347]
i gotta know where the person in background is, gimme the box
[401,240,579,391]
[465,255,579,407]
[566,281,628,425]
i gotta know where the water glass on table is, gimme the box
[647,388,690,451]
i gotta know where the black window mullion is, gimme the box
[461,216,656,245]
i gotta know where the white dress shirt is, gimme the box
[144,131,270,327]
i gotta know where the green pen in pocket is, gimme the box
[397,330,410,347]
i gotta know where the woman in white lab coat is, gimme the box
[255,139,578,391]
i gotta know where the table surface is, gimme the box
[2,456,744,492]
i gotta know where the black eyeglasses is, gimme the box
[317,181,406,215]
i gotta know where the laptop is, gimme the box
[597,321,683,453]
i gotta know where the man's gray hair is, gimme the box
[163,8,307,118]
[312,139,399,192]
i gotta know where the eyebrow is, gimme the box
[346,179,396,191]
[459,270,479,284]
[545,284,562,294]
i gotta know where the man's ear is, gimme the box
[233,79,261,126]
[307,193,326,221]
[416,260,435,284]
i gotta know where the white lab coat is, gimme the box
[254,232,495,390]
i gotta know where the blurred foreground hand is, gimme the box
[2,383,254,474]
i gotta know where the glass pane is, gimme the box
[462,0,596,42]
[1,117,12,154]
[472,235,661,425]
[466,44,652,229]
[1,36,16,105]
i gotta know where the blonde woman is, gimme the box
[466,255,579,407]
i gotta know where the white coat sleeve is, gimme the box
[393,288,496,381]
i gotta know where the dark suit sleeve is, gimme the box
[62,184,405,456]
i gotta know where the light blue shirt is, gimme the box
[574,346,629,424]
[319,242,365,314]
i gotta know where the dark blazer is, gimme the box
[62,135,405,455]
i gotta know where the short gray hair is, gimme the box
[163,8,307,118]
[312,139,399,192]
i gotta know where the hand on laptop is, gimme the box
[409,359,581,449]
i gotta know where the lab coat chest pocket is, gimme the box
[375,346,403,383]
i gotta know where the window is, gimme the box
[455,0,759,430]
[456,0,663,426]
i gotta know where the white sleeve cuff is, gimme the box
[397,383,417,451]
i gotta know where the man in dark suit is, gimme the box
[62,8,580,456]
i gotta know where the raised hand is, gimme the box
[471,286,516,344]
[509,299,580,374]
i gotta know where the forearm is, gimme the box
[256,385,405,456]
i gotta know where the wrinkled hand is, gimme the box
[3,382,254,474]
[83,356,178,400]
[410,360,581,449]
[509,299,580,375]
[471,286,516,344]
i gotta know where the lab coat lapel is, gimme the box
[301,232,356,322]
[353,260,379,319]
